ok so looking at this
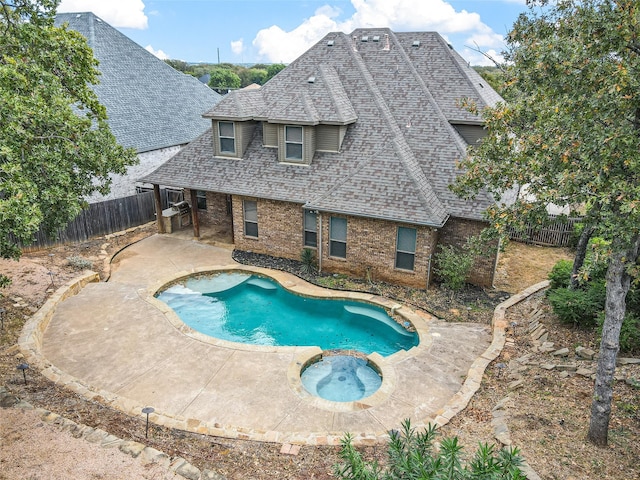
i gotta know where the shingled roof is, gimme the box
[142,29,498,226]
[55,12,220,153]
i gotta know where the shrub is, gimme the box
[547,281,605,328]
[335,419,525,479]
[433,244,474,291]
[299,248,317,275]
[548,259,574,290]
[598,313,640,356]
[66,255,93,270]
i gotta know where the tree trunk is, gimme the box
[587,234,640,446]
[570,225,594,289]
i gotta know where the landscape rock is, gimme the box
[617,357,640,365]
[176,460,201,480]
[552,347,570,357]
[575,346,596,360]
[576,368,595,377]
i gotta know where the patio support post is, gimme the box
[153,184,165,233]
[189,189,200,238]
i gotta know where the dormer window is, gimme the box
[218,121,236,154]
[285,125,303,161]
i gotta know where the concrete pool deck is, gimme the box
[19,234,516,446]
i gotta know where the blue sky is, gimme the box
[57,0,529,66]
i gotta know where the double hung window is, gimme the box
[304,210,317,247]
[329,217,347,258]
[243,200,258,237]
[285,125,303,161]
[395,227,417,270]
[219,121,236,154]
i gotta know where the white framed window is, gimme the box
[219,121,236,154]
[304,210,317,247]
[196,190,207,210]
[285,125,303,161]
[243,200,258,237]
[395,227,416,270]
[329,217,347,258]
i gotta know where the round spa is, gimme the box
[300,353,382,402]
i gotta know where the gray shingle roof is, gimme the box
[55,12,221,153]
[142,28,498,225]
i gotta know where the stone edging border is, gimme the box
[17,265,548,476]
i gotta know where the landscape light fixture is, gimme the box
[17,363,29,385]
[47,270,56,289]
[510,321,518,336]
[495,362,507,379]
[142,406,155,438]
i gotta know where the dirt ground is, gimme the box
[0,228,638,479]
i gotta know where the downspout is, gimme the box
[317,213,323,272]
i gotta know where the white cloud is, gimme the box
[253,0,506,63]
[254,5,342,63]
[231,39,245,55]
[145,45,168,60]
[57,0,148,29]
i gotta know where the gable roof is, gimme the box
[55,12,221,153]
[142,29,498,226]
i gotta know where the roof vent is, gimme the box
[412,40,420,47]
[352,36,358,51]
[327,39,334,47]
[308,76,316,83]
[361,35,369,42]
[372,35,380,42]
[383,34,390,51]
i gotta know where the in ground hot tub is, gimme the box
[300,353,382,402]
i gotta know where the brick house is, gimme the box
[142,29,501,289]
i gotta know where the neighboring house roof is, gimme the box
[55,12,221,153]
[142,29,498,226]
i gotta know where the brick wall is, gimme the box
[184,189,232,230]
[231,196,438,289]
[232,197,303,258]
[437,217,498,287]
[322,215,438,289]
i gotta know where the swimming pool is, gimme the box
[156,272,418,356]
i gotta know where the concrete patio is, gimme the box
[20,234,499,445]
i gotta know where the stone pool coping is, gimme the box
[147,265,426,412]
[18,235,550,446]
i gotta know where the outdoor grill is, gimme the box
[162,200,191,233]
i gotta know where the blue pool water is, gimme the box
[156,272,418,356]
[301,355,382,402]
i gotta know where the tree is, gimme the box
[265,63,286,83]
[335,420,524,479]
[451,0,640,446]
[0,0,137,285]
[208,66,241,89]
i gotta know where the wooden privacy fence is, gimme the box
[19,190,168,251]
[508,216,583,247]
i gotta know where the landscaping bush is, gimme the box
[597,313,640,356]
[66,255,93,270]
[300,248,317,275]
[548,259,574,290]
[335,419,525,480]
[433,244,474,291]
[547,281,606,328]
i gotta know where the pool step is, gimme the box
[246,277,278,290]
[344,305,413,337]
